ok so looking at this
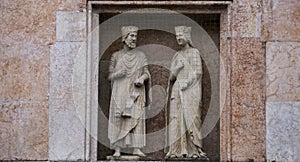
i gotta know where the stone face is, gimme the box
[0,43,49,160]
[49,42,86,161]
[266,42,300,101]
[262,0,300,41]
[56,11,87,42]
[266,102,300,161]
[231,38,266,161]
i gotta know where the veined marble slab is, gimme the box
[266,102,300,161]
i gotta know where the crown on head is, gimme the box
[175,26,191,35]
[121,26,138,36]
[175,26,193,46]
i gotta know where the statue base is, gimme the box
[107,155,151,161]
[165,156,209,161]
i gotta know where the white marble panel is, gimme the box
[49,42,86,160]
[266,42,300,101]
[56,11,86,42]
[267,102,300,161]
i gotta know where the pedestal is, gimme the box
[165,156,209,161]
[107,155,152,161]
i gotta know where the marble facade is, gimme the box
[0,0,299,161]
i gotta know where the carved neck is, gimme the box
[123,44,133,52]
[180,43,191,51]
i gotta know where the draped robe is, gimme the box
[108,49,151,149]
[165,47,203,157]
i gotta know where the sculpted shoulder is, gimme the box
[186,48,201,57]
[187,47,200,54]
[133,49,147,58]
[111,50,124,59]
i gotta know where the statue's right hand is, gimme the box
[114,69,127,78]
[175,60,184,70]
[178,60,184,69]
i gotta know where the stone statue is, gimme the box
[108,26,151,158]
[165,26,207,159]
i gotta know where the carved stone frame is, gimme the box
[86,1,232,161]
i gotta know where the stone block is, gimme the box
[266,102,300,161]
[230,38,266,161]
[0,43,49,103]
[262,0,300,41]
[0,0,87,45]
[0,43,49,160]
[56,11,87,42]
[49,42,86,160]
[232,0,262,13]
[232,12,262,38]
[266,42,300,101]
[0,103,48,160]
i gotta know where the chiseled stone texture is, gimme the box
[231,38,266,161]
[266,42,300,101]
[266,102,300,161]
[0,43,49,160]
[262,0,300,41]
[56,11,87,42]
[49,42,86,161]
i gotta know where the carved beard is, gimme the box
[125,39,136,49]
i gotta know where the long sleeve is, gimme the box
[186,49,202,88]
[108,54,117,80]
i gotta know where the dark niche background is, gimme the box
[97,13,220,161]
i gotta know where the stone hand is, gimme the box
[114,69,127,78]
[176,60,184,70]
[134,77,144,87]
[180,82,188,91]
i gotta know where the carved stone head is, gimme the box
[121,26,138,49]
[175,26,194,47]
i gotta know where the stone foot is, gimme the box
[113,147,121,157]
[133,148,146,157]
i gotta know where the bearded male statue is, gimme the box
[108,26,151,157]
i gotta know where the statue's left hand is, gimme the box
[180,82,188,91]
[134,78,144,87]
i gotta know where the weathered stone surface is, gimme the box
[56,11,87,42]
[231,0,262,38]
[266,102,300,161]
[0,44,49,102]
[0,104,48,160]
[266,42,300,101]
[49,42,86,161]
[220,38,231,161]
[232,0,262,13]
[0,0,86,160]
[0,0,86,45]
[232,12,261,38]
[262,0,300,41]
[0,43,49,160]
[231,38,266,161]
